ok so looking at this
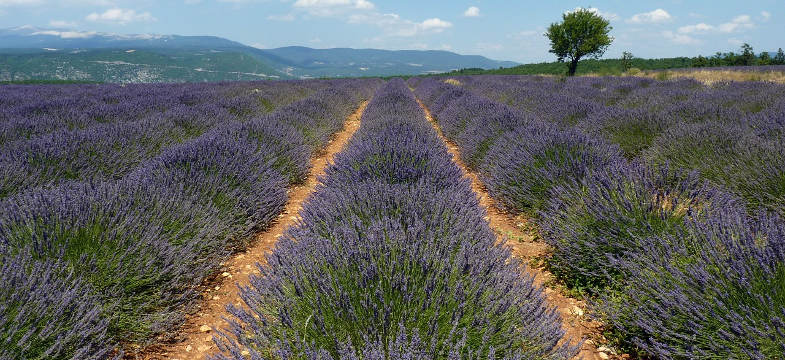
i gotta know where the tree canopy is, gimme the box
[545,8,613,76]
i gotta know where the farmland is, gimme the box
[1,73,784,360]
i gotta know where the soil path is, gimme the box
[140,101,368,360]
[415,97,620,360]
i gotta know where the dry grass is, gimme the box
[634,69,785,84]
[444,78,462,86]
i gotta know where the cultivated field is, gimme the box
[1,74,784,360]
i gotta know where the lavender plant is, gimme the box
[597,209,785,359]
[480,124,623,217]
[0,251,116,360]
[644,121,785,217]
[539,161,740,293]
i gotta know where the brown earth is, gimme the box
[137,101,367,360]
[415,97,625,360]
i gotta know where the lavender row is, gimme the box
[213,79,576,359]
[458,75,785,217]
[0,81,325,199]
[0,80,322,146]
[413,77,785,358]
[0,79,380,359]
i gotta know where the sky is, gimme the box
[0,0,782,63]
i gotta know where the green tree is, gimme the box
[545,8,613,76]
[774,48,785,65]
[739,43,756,66]
[693,55,708,67]
[759,51,771,65]
[621,51,634,71]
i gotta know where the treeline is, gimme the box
[449,44,785,76]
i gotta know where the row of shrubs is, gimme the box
[0,81,327,199]
[0,80,322,146]
[0,79,379,359]
[412,77,785,359]
[212,79,578,359]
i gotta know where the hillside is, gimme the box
[0,48,284,83]
[0,26,517,82]
[261,46,517,77]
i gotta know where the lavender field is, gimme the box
[1,74,784,360]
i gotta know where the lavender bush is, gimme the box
[479,124,623,216]
[0,179,226,341]
[539,162,740,293]
[644,121,785,217]
[597,209,785,359]
[213,79,576,359]
[0,251,115,360]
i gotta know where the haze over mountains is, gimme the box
[0,26,518,82]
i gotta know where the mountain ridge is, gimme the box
[0,26,518,82]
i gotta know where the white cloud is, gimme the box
[49,19,78,28]
[662,30,699,45]
[717,15,754,32]
[678,23,714,34]
[627,9,671,24]
[1,0,114,6]
[267,13,295,21]
[567,7,618,21]
[32,30,97,38]
[85,8,155,25]
[678,14,754,34]
[419,18,451,31]
[289,0,448,40]
[761,11,771,21]
[294,0,373,10]
[0,0,44,5]
[348,12,451,37]
[463,6,479,17]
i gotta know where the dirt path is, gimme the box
[415,97,621,360]
[139,101,367,360]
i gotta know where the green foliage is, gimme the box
[775,48,785,65]
[447,57,696,76]
[739,43,757,66]
[545,8,613,76]
[445,43,785,77]
[620,51,634,72]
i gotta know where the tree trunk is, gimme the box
[567,58,580,76]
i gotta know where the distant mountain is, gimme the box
[258,46,518,77]
[0,26,518,82]
[0,26,246,49]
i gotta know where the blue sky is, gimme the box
[0,0,782,62]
